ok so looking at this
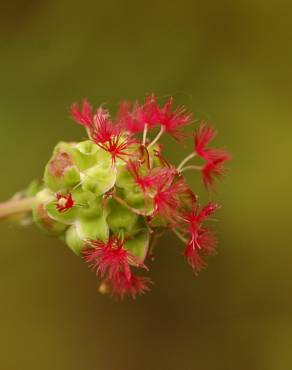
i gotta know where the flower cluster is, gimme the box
[33,94,230,299]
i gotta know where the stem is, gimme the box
[177,152,197,172]
[142,123,148,146]
[180,165,202,173]
[147,126,165,149]
[0,197,36,220]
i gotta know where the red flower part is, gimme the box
[156,97,192,138]
[184,230,217,273]
[115,101,143,133]
[116,96,158,134]
[91,111,136,164]
[135,94,159,128]
[154,176,189,223]
[182,202,219,234]
[194,124,217,158]
[91,108,116,143]
[70,99,92,127]
[182,202,218,272]
[56,192,74,212]
[83,236,139,281]
[201,153,230,188]
[127,161,174,193]
[107,272,152,299]
[194,124,230,188]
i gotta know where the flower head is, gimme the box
[90,110,136,164]
[156,96,192,139]
[202,153,230,188]
[38,94,232,299]
[83,236,138,281]
[116,95,158,134]
[154,176,189,223]
[181,202,219,272]
[115,101,145,133]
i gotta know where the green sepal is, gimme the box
[107,199,138,234]
[71,140,99,170]
[64,224,84,256]
[71,187,96,205]
[124,230,149,264]
[45,200,76,225]
[77,213,109,242]
[77,197,103,219]
[95,148,113,168]
[82,165,116,196]
[115,167,135,189]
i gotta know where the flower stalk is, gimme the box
[0,197,36,220]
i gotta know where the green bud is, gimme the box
[44,142,80,192]
[115,167,135,189]
[33,190,67,236]
[107,199,138,234]
[124,230,149,263]
[77,197,103,219]
[64,224,84,255]
[46,199,76,225]
[82,165,116,196]
[77,214,109,241]
[72,140,99,170]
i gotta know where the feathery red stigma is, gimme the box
[56,193,74,212]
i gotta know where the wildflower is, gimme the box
[115,101,144,133]
[154,176,189,223]
[193,123,230,188]
[116,95,158,134]
[56,192,74,212]
[90,110,136,164]
[155,96,192,139]
[181,202,219,272]
[26,94,231,299]
[83,236,139,281]
[202,153,230,188]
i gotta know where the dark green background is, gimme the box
[1,1,291,369]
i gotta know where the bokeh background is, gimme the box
[1,1,292,369]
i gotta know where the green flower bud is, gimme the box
[71,140,99,170]
[44,142,80,191]
[64,224,84,255]
[33,190,67,236]
[124,230,149,264]
[82,165,116,196]
[107,199,138,234]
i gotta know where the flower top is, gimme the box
[31,93,233,299]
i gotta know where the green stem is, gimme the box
[0,197,36,220]
[180,165,202,173]
[177,152,197,172]
[147,126,165,149]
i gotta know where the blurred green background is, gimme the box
[1,0,292,369]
